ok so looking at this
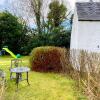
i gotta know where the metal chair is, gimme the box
[10,59,22,80]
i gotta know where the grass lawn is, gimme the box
[0,56,86,100]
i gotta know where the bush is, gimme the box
[50,31,71,48]
[70,49,100,100]
[30,46,68,72]
[24,30,71,54]
[0,11,30,54]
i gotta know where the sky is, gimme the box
[0,0,5,5]
[0,0,76,24]
[0,0,76,9]
[1,0,100,10]
[69,0,76,8]
[1,0,99,27]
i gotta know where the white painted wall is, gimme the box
[78,21,100,52]
[71,8,100,52]
[70,9,78,49]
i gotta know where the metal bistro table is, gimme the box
[10,67,30,90]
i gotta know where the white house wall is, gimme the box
[78,21,100,52]
[71,10,78,49]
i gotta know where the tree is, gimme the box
[9,0,71,51]
[46,0,71,47]
[0,11,29,54]
[47,0,67,28]
[11,0,50,34]
[8,0,43,34]
[30,0,43,34]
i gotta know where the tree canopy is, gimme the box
[48,1,67,28]
[0,11,29,54]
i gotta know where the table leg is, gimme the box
[16,73,19,91]
[27,72,30,85]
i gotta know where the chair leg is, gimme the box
[10,72,12,80]
[27,72,30,85]
[19,73,22,80]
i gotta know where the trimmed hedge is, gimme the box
[30,46,67,72]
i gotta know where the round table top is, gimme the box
[10,67,30,73]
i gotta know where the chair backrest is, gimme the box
[10,59,22,69]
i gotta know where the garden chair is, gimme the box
[10,59,22,80]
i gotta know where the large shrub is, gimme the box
[70,49,100,100]
[30,46,68,72]
[25,30,71,54]
[0,11,29,54]
[50,30,71,48]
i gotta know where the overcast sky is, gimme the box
[0,0,5,5]
[0,0,76,9]
[1,0,100,26]
[1,0,100,9]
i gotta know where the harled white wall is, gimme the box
[78,21,100,52]
[70,9,78,49]
[71,8,100,52]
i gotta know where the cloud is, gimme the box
[0,0,5,5]
[69,0,76,7]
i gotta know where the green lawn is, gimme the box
[0,56,86,100]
